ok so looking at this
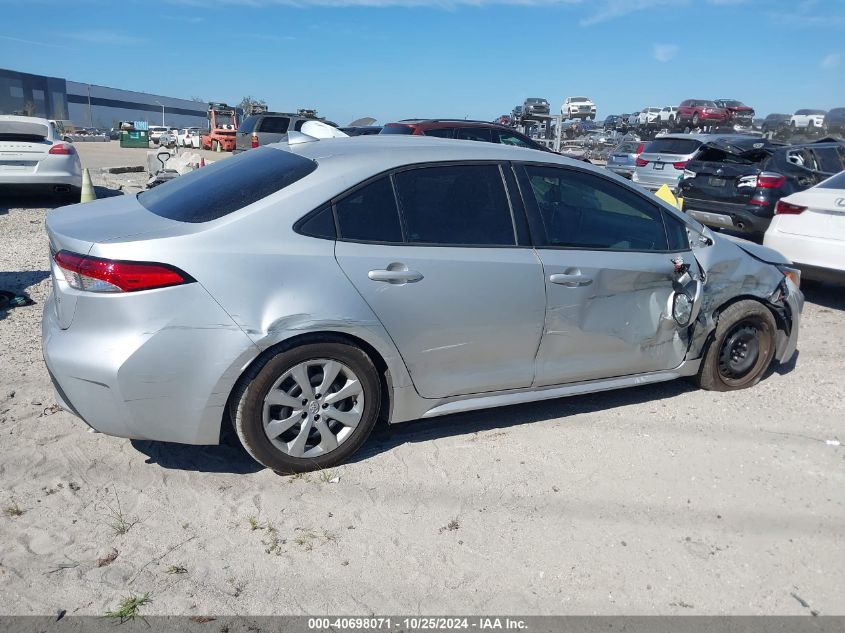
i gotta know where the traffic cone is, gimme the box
[215,141,222,153]
[80,168,96,203]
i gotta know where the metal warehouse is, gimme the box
[0,67,209,129]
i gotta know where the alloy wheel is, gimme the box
[261,359,364,458]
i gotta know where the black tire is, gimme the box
[696,300,777,391]
[234,341,381,473]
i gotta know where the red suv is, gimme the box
[380,119,550,152]
[676,99,729,127]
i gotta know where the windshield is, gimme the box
[571,97,588,102]
[720,100,744,107]
[138,147,317,223]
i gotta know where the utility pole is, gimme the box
[154,100,165,127]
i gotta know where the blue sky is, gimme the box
[1,0,843,125]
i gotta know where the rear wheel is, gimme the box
[234,341,381,472]
[696,300,777,391]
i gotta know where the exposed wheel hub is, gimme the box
[719,324,760,379]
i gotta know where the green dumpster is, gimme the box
[120,130,149,148]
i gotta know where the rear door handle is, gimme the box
[549,273,593,287]
[368,268,423,284]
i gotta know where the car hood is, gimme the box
[719,233,791,265]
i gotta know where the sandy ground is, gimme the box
[72,140,232,170]
[0,149,843,617]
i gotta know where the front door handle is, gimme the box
[368,267,423,284]
[549,273,593,287]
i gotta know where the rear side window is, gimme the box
[335,176,403,243]
[645,138,701,155]
[394,165,515,246]
[524,166,669,251]
[138,147,317,223]
[812,147,845,173]
[258,116,290,134]
[456,127,492,142]
[237,117,258,134]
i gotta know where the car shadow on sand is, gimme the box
[802,282,845,311]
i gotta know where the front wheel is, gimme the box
[696,300,777,391]
[234,341,381,472]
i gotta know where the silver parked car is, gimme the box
[631,133,708,192]
[1,116,82,197]
[42,136,803,472]
[605,139,644,178]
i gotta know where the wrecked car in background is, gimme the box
[42,135,802,473]
[679,137,845,237]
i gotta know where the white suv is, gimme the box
[637,107,661,127]
[148,126,168,144]
[562,96,596,120]
[790,109,826,130]
[659,106,678,126]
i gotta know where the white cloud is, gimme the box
[821,53,841,69]
[652,43,678,62]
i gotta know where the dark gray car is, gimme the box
[235,112,337,153]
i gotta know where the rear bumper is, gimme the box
[632,169,683,191]
[606,164,634,177]
[0,168,81,188]
[682,198,772,234]
[764,229,845,281]
[41,285,259,445]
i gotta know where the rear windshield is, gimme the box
[0,121,48,140]
[138,146,317,223]
[694,147,767,165]
[644,138,701,154]
[380,124,414,135]
[819,171,845,189]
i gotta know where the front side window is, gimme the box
[393,165,515,246]
[456,127,492,142]
[423,128,455,139]
[335,176,403,243]
[523,166,669,251]
[497,130,533,148]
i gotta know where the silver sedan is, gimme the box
[42,135,803,472]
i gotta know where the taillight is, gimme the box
[48,143,74,155]
[251,133,259,149]
[775,200,807,215]
[635,143,644,155]
[635,158,649,167]
[672,161,687,170]
[53,250,193,293]
[756,172,786,189]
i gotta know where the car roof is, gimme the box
[282,135,573,169]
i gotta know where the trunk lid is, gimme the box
[777,190,845,240]
[0,121,52,172]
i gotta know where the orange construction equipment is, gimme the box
[201,103,238,152]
